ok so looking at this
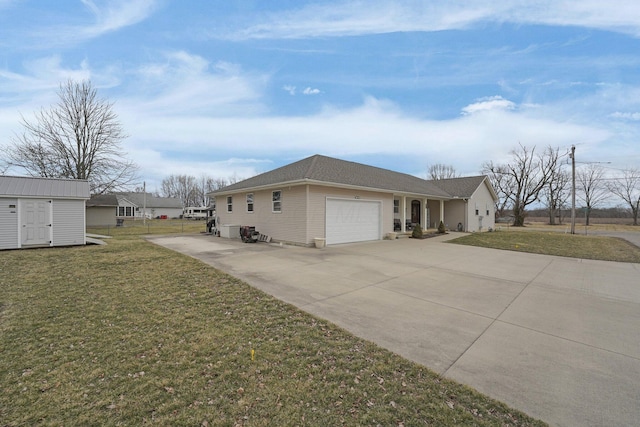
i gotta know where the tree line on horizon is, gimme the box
[480,143,640,226]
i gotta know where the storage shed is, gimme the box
[0,176,90,250]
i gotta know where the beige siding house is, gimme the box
[208,155,498,246]
[86,194,118,227]
[114,193,183,219]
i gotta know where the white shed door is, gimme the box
[21,199,51,246]
[326,199,381,245]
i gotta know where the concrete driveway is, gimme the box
[147,233,640,427]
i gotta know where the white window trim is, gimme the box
[226,196,233,213]
[272,190,282,213]
[246,193,254,213]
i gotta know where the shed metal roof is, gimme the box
[0,175,90,199]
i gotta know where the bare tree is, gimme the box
[541,146,570,225]
[482,161,514,219]
[427,163,458,180]
[208,177,229,191]
[482,143,555,226]
[607,168,640,225]
[160,174,198,207]
[6,80,138,194]
[227,172,243,185]
[576,164,610,225]
[160,172,245,209]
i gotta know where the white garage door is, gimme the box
[326,198,381,245]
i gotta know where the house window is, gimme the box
[272,190,281,212]
[125,206,133,217]
[394,199,399,214]
[117,206,124,216]
[227,196,233,213]
[246,193,254,212]
[475,209,479,216]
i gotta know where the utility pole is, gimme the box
[570,146,576,234]
[143,181,147,226]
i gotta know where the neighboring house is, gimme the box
[0,175,90,250]
[208,154,498,246]
[114,193,183,219]
[86,194,118,227]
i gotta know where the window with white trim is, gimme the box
[246,193,254,212]
[393,199,399,214]
[272,190,281,212]
[227,196,233,213]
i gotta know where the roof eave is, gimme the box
[208,178,451,200]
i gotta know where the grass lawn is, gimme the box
[87,218,207,237]
[0,235,546,426]
[448,230,640,263]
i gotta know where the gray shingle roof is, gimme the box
[209,154,452,198]
[115,192,183,209]
[430,176,490,199]
[86,194,119,207]
[0,175,90,199]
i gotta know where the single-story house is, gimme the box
[114,192,183,219]
[86,194,119,227]
[208,154,498,246]
[0,175,90,250]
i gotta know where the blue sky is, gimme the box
[1,0,639,191]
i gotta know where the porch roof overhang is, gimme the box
[393,192,450,201]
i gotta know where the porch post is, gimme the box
[423,198,428,230]
[401,196,407,232]
[439,200,445,228]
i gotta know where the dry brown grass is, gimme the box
[525,217,639,232]
[0,236,547,426]
[449,230,640,263]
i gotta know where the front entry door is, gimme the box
[21,199,51,246]
[411,200,421,225]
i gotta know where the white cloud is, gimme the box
[116,95,613,183]
[224,1,640,40]
[80,0,157,36]
[461,96,516,115]
[24,0,158,48]
[283,85,296,95]
[610,112,640,121]
[122,51,268,116]
[302,87,321,95]
[124,147,269,190]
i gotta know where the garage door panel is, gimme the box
[326,199,381,245]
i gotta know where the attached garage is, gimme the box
[0,176,90,250]
[325,198,382,245]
